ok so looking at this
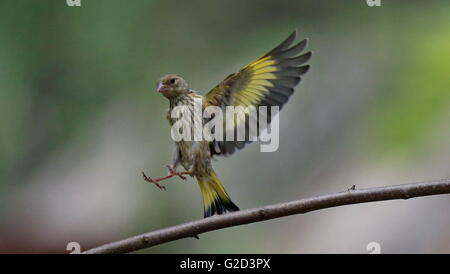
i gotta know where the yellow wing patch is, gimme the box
[204,30,312,156]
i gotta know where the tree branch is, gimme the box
[83,179,450,254]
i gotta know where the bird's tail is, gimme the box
[197,169,239,218]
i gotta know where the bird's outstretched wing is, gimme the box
[204,30,312,156]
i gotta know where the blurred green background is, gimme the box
[1,0,450,253]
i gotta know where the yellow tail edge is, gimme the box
[197,170,239,218]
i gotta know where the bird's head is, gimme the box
[156,74,189,98]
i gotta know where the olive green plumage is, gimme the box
[155,30,311,217]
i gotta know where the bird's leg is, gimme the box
[166,165,187,180]
[142,169,193,190]
[169,147,184,179]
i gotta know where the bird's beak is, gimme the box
[157,82,165,93]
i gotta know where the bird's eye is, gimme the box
[169,78,176,84]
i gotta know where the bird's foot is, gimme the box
[142,172,167,190]
[166,165,187,180]
[142,169,193,190]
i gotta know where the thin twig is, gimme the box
[83,179,450,254]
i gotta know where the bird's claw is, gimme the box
[142,167,192,190]
[142,172,167,191]
[166,165,187,180]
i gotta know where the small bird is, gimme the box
[144,30,312,218]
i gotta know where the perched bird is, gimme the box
[144,30,312,218]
